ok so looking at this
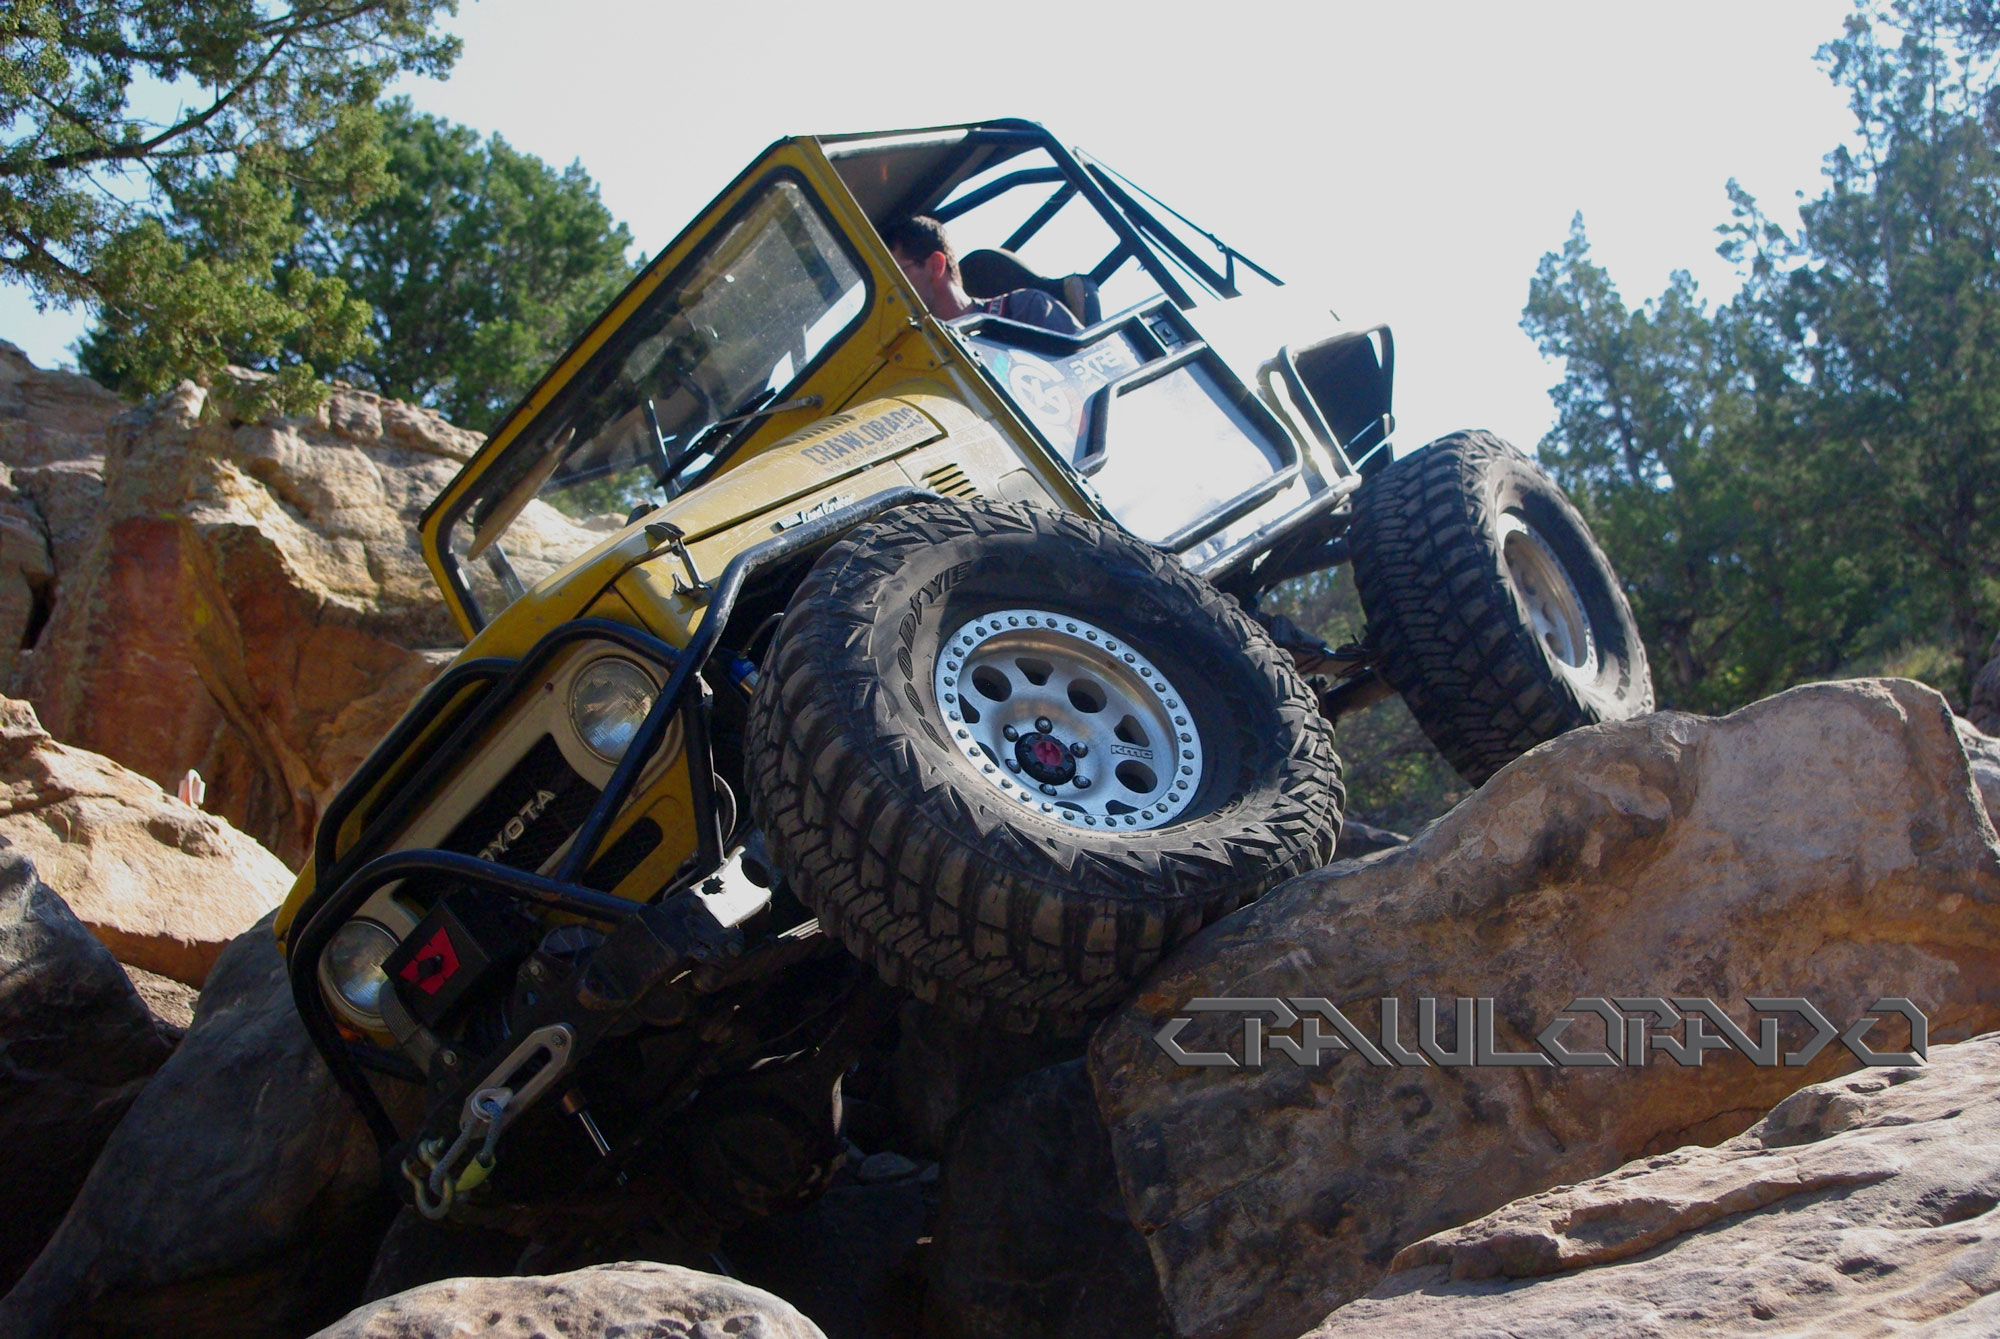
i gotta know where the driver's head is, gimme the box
[885,215,961,313]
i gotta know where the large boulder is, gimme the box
[926,1061,1165,1339]
[1316,1032,2000,1337]
[0,849,175,1290]
[1089,678,2000,1339]
[0,342,126,687]
[0,696,292,986]
[311,1262,828,1339]
[0,342,126,471]
[0,466,55,691]
[3,355,476,863]
[1970,629,2000,735]
[0,913,410,1338]
[1958,715,2000,828]
[723,1180,932,1339]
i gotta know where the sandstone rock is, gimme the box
[890,1000,1080,1158]
[1332,819,1406,859]
[1957,716,2000,830]
[1089,678,2000,1339]
[312,1262,828,1339]
[122,964,198,1032]
[927,1060,1166,1339]
[0,466,55,688]
[0,343,126,693]
[0,912,412,1338]
[0,696,292,986]
[724,1181,930,1339]
[1970,629,2000,735]
[1315,1032,2000,1337]
[0,849,175,1290]
[357,1211,532,1310]
[12,458,112,594]
[8,360,476,863]
[0,342,124,471]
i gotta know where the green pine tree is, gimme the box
[2,0,460,411]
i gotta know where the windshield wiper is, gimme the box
[660,391,824,495]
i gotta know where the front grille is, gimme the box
[441,734,599,873]
[583,818,663,892]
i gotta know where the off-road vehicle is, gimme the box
[276,119,1651,1236]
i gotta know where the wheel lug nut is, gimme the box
[1040,783,1057,796]
[1003,724,1020,741]
[1005,758,1021,772]
[1035,717,1053,734]
[1074,775,1091,789]
[1069,741,1088,757]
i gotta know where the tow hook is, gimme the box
[398,889,742,1218]
[404,1023,576,1219]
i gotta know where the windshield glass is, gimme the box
[444,177,868,625]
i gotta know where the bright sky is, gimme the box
[3,0,1858,453]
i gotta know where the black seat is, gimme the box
[960,248,1102,327]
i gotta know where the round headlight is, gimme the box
[570,657,657,763]
[324,920,398,1022]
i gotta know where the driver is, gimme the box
[885,216,1083,335]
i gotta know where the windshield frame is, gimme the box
[425,163,875,634]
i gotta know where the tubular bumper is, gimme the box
[289,486,937,1156]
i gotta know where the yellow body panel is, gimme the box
[279,135,1101,948]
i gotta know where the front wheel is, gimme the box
[1347,430,1653,786]
[744,500,1344,1032]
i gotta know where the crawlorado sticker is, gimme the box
[789,403,940,471]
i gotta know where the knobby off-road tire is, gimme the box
[1347,430,1653,787]
[744,500,1344,1033]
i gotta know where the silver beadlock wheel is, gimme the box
[933,608,1203,830]
[1499,511,1599,687]
[745,498,1344,1030]
[1348,429,1654,787]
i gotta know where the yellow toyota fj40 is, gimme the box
[276,120,1650,1234]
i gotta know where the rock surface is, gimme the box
[0,342,126,687]
[889,1000,1080,1158]
[1957,716,2000,831]
[0,912,410,1338]
[1090,678,2000,1339]
[926,1061,1165,1339]
[1331,819,1406,859]
[312,1262,828,1339]
[0,343,126,471]
[0,695,293,985]
[0,350,476,863]
[0,849,175,1290]
[121,963,198,1032]
[1315,1032,2000,1337]
[1970,629,2000,735]
[726,1180,931,1339]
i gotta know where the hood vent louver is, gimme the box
[922,463,981,499]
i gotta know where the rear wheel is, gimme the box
[744,500,1344,1032]
[1347,430,1653,786]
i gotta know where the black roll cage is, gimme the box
[823,118,1283,310]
